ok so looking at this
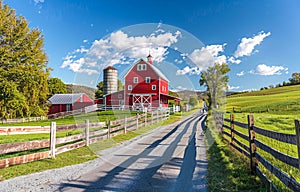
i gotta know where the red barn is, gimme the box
[103,54,180,110]
[48,93,94,114]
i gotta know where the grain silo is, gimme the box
[103,66,118,95]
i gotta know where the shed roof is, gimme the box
[48,93,87,104]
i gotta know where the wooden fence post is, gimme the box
[248,115,257,174]
[145,111,147,126]
[85,119,90,146]
[230,114,235,143]
[50,122,56,158]
[295,120,300,170]
[151,111,153,125]
[136,115,139,129]
[107,121,111,138]
[124,116,127,134]
[156,110,159,123]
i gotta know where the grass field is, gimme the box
[0,110,138,127]
[226,84,300,115]
[224,84,300,191]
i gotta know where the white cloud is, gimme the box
[228,56,241,64]
[228,85,240,90]
[236,71,245,77]
[34,0,44,3]
[234,31,271,58]
[83,39,88,43]
[176,66,201,76]
[187,44,227,71]
[75,47,88,53]
[174,59,183,64]
[250,64,288,76]
[61,29,181,74]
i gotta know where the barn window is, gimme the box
[128,85,132,90]
[137,64,146,71]
[152,85,156,90]
[146,77,150,83]
[134,77,138,83]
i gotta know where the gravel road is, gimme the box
[0,112,207,192]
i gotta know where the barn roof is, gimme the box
[124,59,169,81]
[48,93,87,104]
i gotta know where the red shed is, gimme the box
[48,93,94,114]
[104,54,180,110]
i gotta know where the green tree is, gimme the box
[95,81,104,98]
[199,63,230,110]
[188,96,199,107]
[47,77,67,98]
[118,79,123,91]
[289,72,300,85]
[0,1,49,119]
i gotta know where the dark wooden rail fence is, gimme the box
[216,113,300,191]
[0,110,169,169]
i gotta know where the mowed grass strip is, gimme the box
[205,117,266,191]
[0,110,138,127]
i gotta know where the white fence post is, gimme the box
[85,119,90,146]
[50,122,56,158]
[124,116,127,134]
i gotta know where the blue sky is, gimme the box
[4,0,300,92]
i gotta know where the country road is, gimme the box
[0,112,208,192]
[60,112,208,192]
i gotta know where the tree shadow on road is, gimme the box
[57,115,208,192]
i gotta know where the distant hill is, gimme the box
[226,84,300,114]
[66,84,96,99]
[173,90,208,101]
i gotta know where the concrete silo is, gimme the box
[103,66,118,95]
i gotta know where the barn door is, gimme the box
[132,95,152,110]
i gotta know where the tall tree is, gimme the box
[48,78,67,98]
[95,81,104,98]
[199,63,230,110]
[289,72,300,85]
[0,1,49,119]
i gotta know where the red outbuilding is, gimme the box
[102,54,180,110]
[48,93,94,114]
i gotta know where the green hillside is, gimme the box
[226,84,300,115]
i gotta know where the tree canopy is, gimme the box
[289,72,300,85]
[47,78,67,98]
[0,1,49,119]
[199,63,230,110]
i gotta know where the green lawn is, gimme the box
[0,110,138,127]
[226,84,300,115]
